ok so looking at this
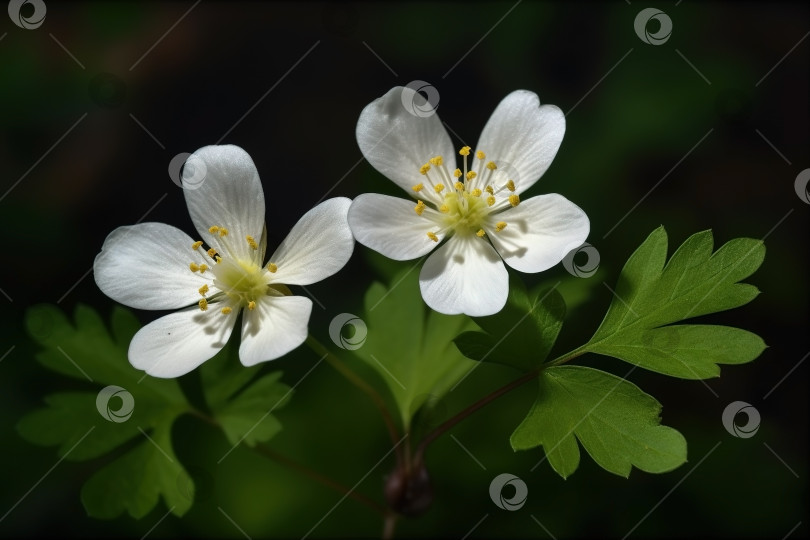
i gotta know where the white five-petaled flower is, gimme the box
[94,145,354,378]
[348,87,590,317]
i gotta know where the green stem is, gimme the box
[305,334,404,464]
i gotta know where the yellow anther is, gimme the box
[486,161,497,171]
[267,263,278,273]
[495,221,507,232]
[471,188,482,197]
[509,194,520,207]
[454,181,464,191]
[414,200,426,216]
[453,168,462,178]
[207,248,217,258]
[429,156,444,166]
[199,264,208,274]
[506,179,516,192]
[459,146,471,156]
[427,231,439,242]
[412,183,424,192]
[439,204,450,213]
[476,229,486,237]
[434,184,445,193]
[466,171,477,180]
[246,235,258,250]
[476,150,485,160]
[485,185,494,195]
[198,298,208,311]
[221,307,232,315]
[215,256,222,264]
[487,195,496,206]
[192,241,203,251]
[208,226,219,234]
[218,228,228,237]
[189,262,200,272]
[248,301,256,311]
[419,163,431,175]
[198,284,209,296]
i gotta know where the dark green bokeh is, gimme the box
[1,1,807,537]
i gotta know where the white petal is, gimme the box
[348,193,446,260]
[93,223,210,310]
[486,194,590,273]
[357,86,456,203]
[268,198,354,286]
[419,235,508,317]
[129,305,237,378]
[183,145,266,261]
[239,296,313,366]
[475,90,565,194]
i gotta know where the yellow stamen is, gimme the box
[207,248,217,258]
[466,171,477,181]
[429,156,443,166]
[199,264,208,274]
[439,204,449,213]
[192,241,203,251]
[495,221,507,232]
[208,226,219,234]
[459,146,471,156]
[419,163,431,175]
[414,200,426,216]
[221,307,232,315]
[453,168,462,178]
[215,256,222,264]
[427,231,439,242]
[485,185,494,195]
[248,301,256,310]
[509,194,520,207]
[471,188,482,197]
[486,161,497,171]
[199,284,209,296]
[246,235,258,250]
[434,184,445,193]
[506,179,516,192]
[486,196,496,206]
[412,183,424,192]
[454,181,464,191]
[189,262,200,272]
[198,298,208,311]
[267,263,278,273]
[476,229,486,237]
[218,228,228,237]
[476,150,485,160]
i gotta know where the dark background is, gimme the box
[1,1,808,538]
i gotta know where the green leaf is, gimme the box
[19,304,194,519]
[511,366,687,478]
[454,279,566,371]
[584,228,766,378]
[353,269,477,428]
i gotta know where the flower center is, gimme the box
[411,146,519,241]
[187,226,280,314]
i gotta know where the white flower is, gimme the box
[348,87,590,317]
[94,145,354,378]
